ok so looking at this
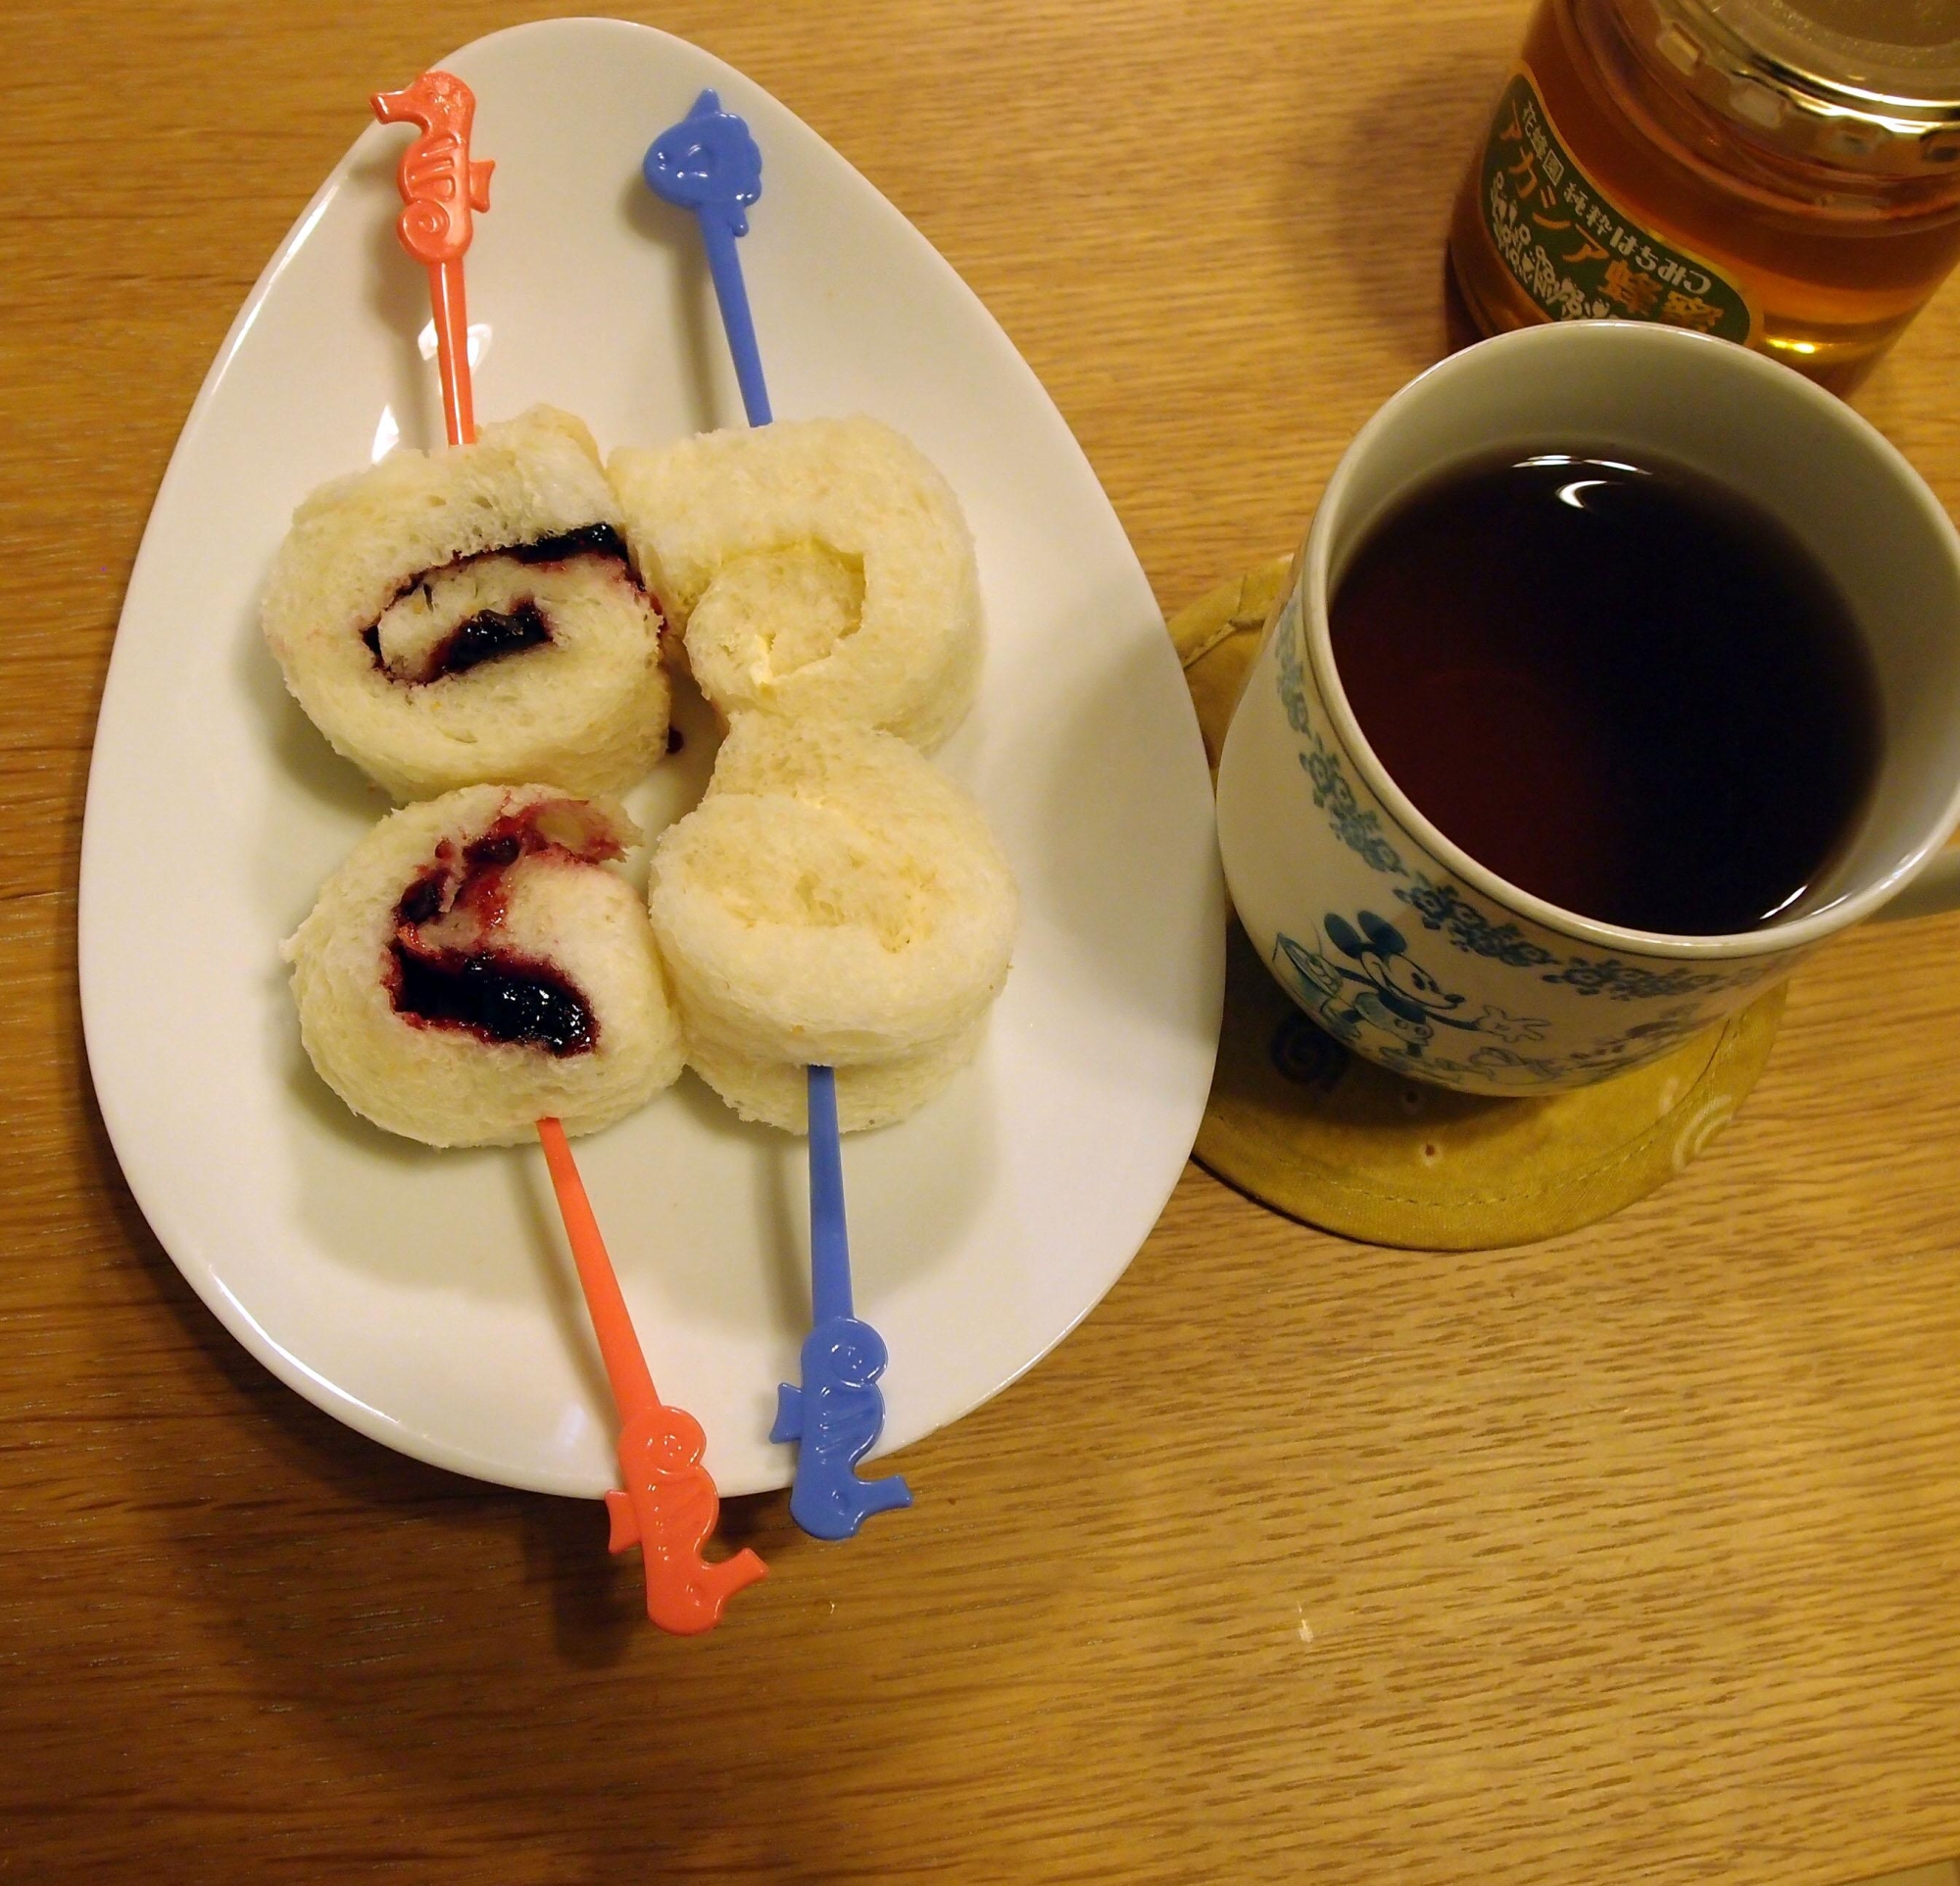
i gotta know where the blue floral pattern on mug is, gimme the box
[1276,594,1408,876]
[1395,875,1557,968]
[1539,957,1730,1001]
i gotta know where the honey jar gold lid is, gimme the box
[1646,0,1960,169]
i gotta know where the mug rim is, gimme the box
[1302,320,1960,964]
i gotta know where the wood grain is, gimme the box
[6,2,1960,1880]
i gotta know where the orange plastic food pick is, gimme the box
[371,71,493,446]
[535,1118,767,1635]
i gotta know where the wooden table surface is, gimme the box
[8,2,1960,1880]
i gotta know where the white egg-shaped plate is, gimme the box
[78,17,1223,1497]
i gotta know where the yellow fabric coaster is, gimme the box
[1174,560,1787,1251]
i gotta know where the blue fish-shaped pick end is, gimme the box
[643,88,762,230]
[771,1315,912,1541]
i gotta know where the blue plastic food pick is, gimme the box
[770,1068,912,1537]
[644,96,910,1539]
[642,90,772,427]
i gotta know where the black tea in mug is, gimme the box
[1328,451,1882,936]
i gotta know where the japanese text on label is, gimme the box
[1478,70,1753,344]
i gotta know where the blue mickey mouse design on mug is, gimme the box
[1275,914,1546,1067]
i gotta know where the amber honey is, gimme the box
[1447,0,1960,391]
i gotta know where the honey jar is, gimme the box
[1446,0,1960,392]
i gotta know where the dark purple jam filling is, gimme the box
[363,523,641,684]
[387,800,619,1057]
[396,869,448,926]
[432,601,550,677]
[464,831,523,871]
[665,723,684,755]
[506,522,632,568]
[389,941,595,1056]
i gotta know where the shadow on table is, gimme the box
[1274,30,1508,375]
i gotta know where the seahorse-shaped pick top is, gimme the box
[772,1316,912,1539]
[607,1401,768,1636]
[371,70,494,266]
[370,69,495,448]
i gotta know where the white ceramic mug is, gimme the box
[1215,321,1960,1095]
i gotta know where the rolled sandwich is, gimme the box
[649,716,1017,1132]
[264,406,669,801]
[285,785,684,1146]
[609,417,981,752]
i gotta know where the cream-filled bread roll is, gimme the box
[285,785,683,1146]
[684,1018,990,1136]
[649,717,1016,1132]
[264,407,669,801]
[608,417,981,752]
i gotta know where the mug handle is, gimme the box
[1876,843,1960,924]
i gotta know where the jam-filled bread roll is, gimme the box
[608,417,981,753]
[264,406,669,802]
[285,785,684,1147]
[649,716,1017,1133]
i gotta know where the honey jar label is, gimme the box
[1477,68,1755,344]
